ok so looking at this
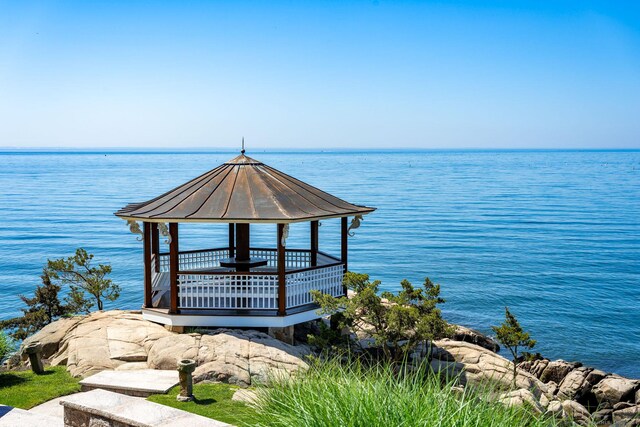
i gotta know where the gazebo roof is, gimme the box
[115,153,375,223]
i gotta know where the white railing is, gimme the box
[178,273,279,309]
[286,264,345,309]
[159,248,318,272]
[176,263,344,310]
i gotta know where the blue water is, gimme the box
[0,150,638,378]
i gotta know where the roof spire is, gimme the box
[241,137,245,154]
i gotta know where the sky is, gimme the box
[0,1,639,150]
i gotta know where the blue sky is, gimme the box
[1,1,639,149]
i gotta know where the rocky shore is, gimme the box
[16,310,640,426]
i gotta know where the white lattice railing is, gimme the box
[176,263,344,310]
[178,273,279,309]
[286,264,345,309]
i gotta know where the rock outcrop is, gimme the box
[428,339,549,398]
[519,357,640,426]
[451,325,500,353]
[21,310,310,386]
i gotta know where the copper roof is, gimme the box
[115,153,375,223]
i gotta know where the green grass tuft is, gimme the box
[252,359,559,427]
[0,366,81,409]
[147,383,259,425]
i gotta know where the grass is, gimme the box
[251,359,561,427]
[147,383,260,426]
[0,366,81,409]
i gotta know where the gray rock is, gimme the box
[592,407,613,425]
[557,367,591,401]
[430,340,549,398]
[612,404,640,425]
[21,316,84,360]
[498,389,544,414]
[561,400,591,426]
[518,358,548,379]
[452,325,500,353]
[592,375,639,407]
[546,400,565,418]
[540,360,580,384]
[636,388,640,405]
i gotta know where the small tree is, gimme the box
[312,272,453,362]
[491,307,536,388]
[0,271,73,340]
[46,248,120,312]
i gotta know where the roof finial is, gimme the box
[241,137,245,154]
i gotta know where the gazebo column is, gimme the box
[143,222,152,308]
[277,224,286,315]
[169,223,179,314]
[228,223,235,257]
[236,223,250,261]
[151,223,160,273]
[310,221,318,267]
[341,217,348,296]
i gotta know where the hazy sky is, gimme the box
[1,1,639,150]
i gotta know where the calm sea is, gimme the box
[0,150,638,377]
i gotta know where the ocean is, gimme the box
[0,150,638,377]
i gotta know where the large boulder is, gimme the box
[540,360,580,384]
[452,326,500,353]
[612,405,640,426]
[592,375,639,407]
[26,310,309,385]
[498,389,544,414]
[429,339,549,398]
[21,316,84,359]
[561,400,591,426]
[518,358,549,379]
[557,367,592,401]
[147,329,310,387]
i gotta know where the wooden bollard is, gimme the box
[25,341,45,374]
[176,359,196,402]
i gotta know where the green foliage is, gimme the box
[0,366,81,409]
[253,358,558,427]
[0,330,16,362]
[46,248,120,312]
[0,271,75,340]
[147,383,259,425]
[312,272,453,362]
[492,307,536,387]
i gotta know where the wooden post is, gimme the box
[228,223,235,257]
[143,222,152,308]
[277,224,286,316]
[169,223,179,314]
[236,223,250,261]
[341,217,348,296]
[310,220,318,267]
[151,223,160,273]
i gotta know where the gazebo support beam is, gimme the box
[236,223,250,261]
[143,222,152,308]
[310,221,318,267]
[169,223,179,314]
[228,223,235,258]
[341,217,348,296]
[277,224,286,316]
[151,223,160,273]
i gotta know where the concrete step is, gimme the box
[79,369,179,397]
[0,404,63,427]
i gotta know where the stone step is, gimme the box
[79,369,179,397]
[60,389,232,426]
[0,404,63,427]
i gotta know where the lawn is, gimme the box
[0,366,81,409]
[147,383,260,426]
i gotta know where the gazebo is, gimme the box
[115,151,374,332]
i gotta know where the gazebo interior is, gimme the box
[116,152,374,330]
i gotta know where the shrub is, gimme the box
[312,272,453,361]
[492,307,536,388]
[0,330,16,362]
